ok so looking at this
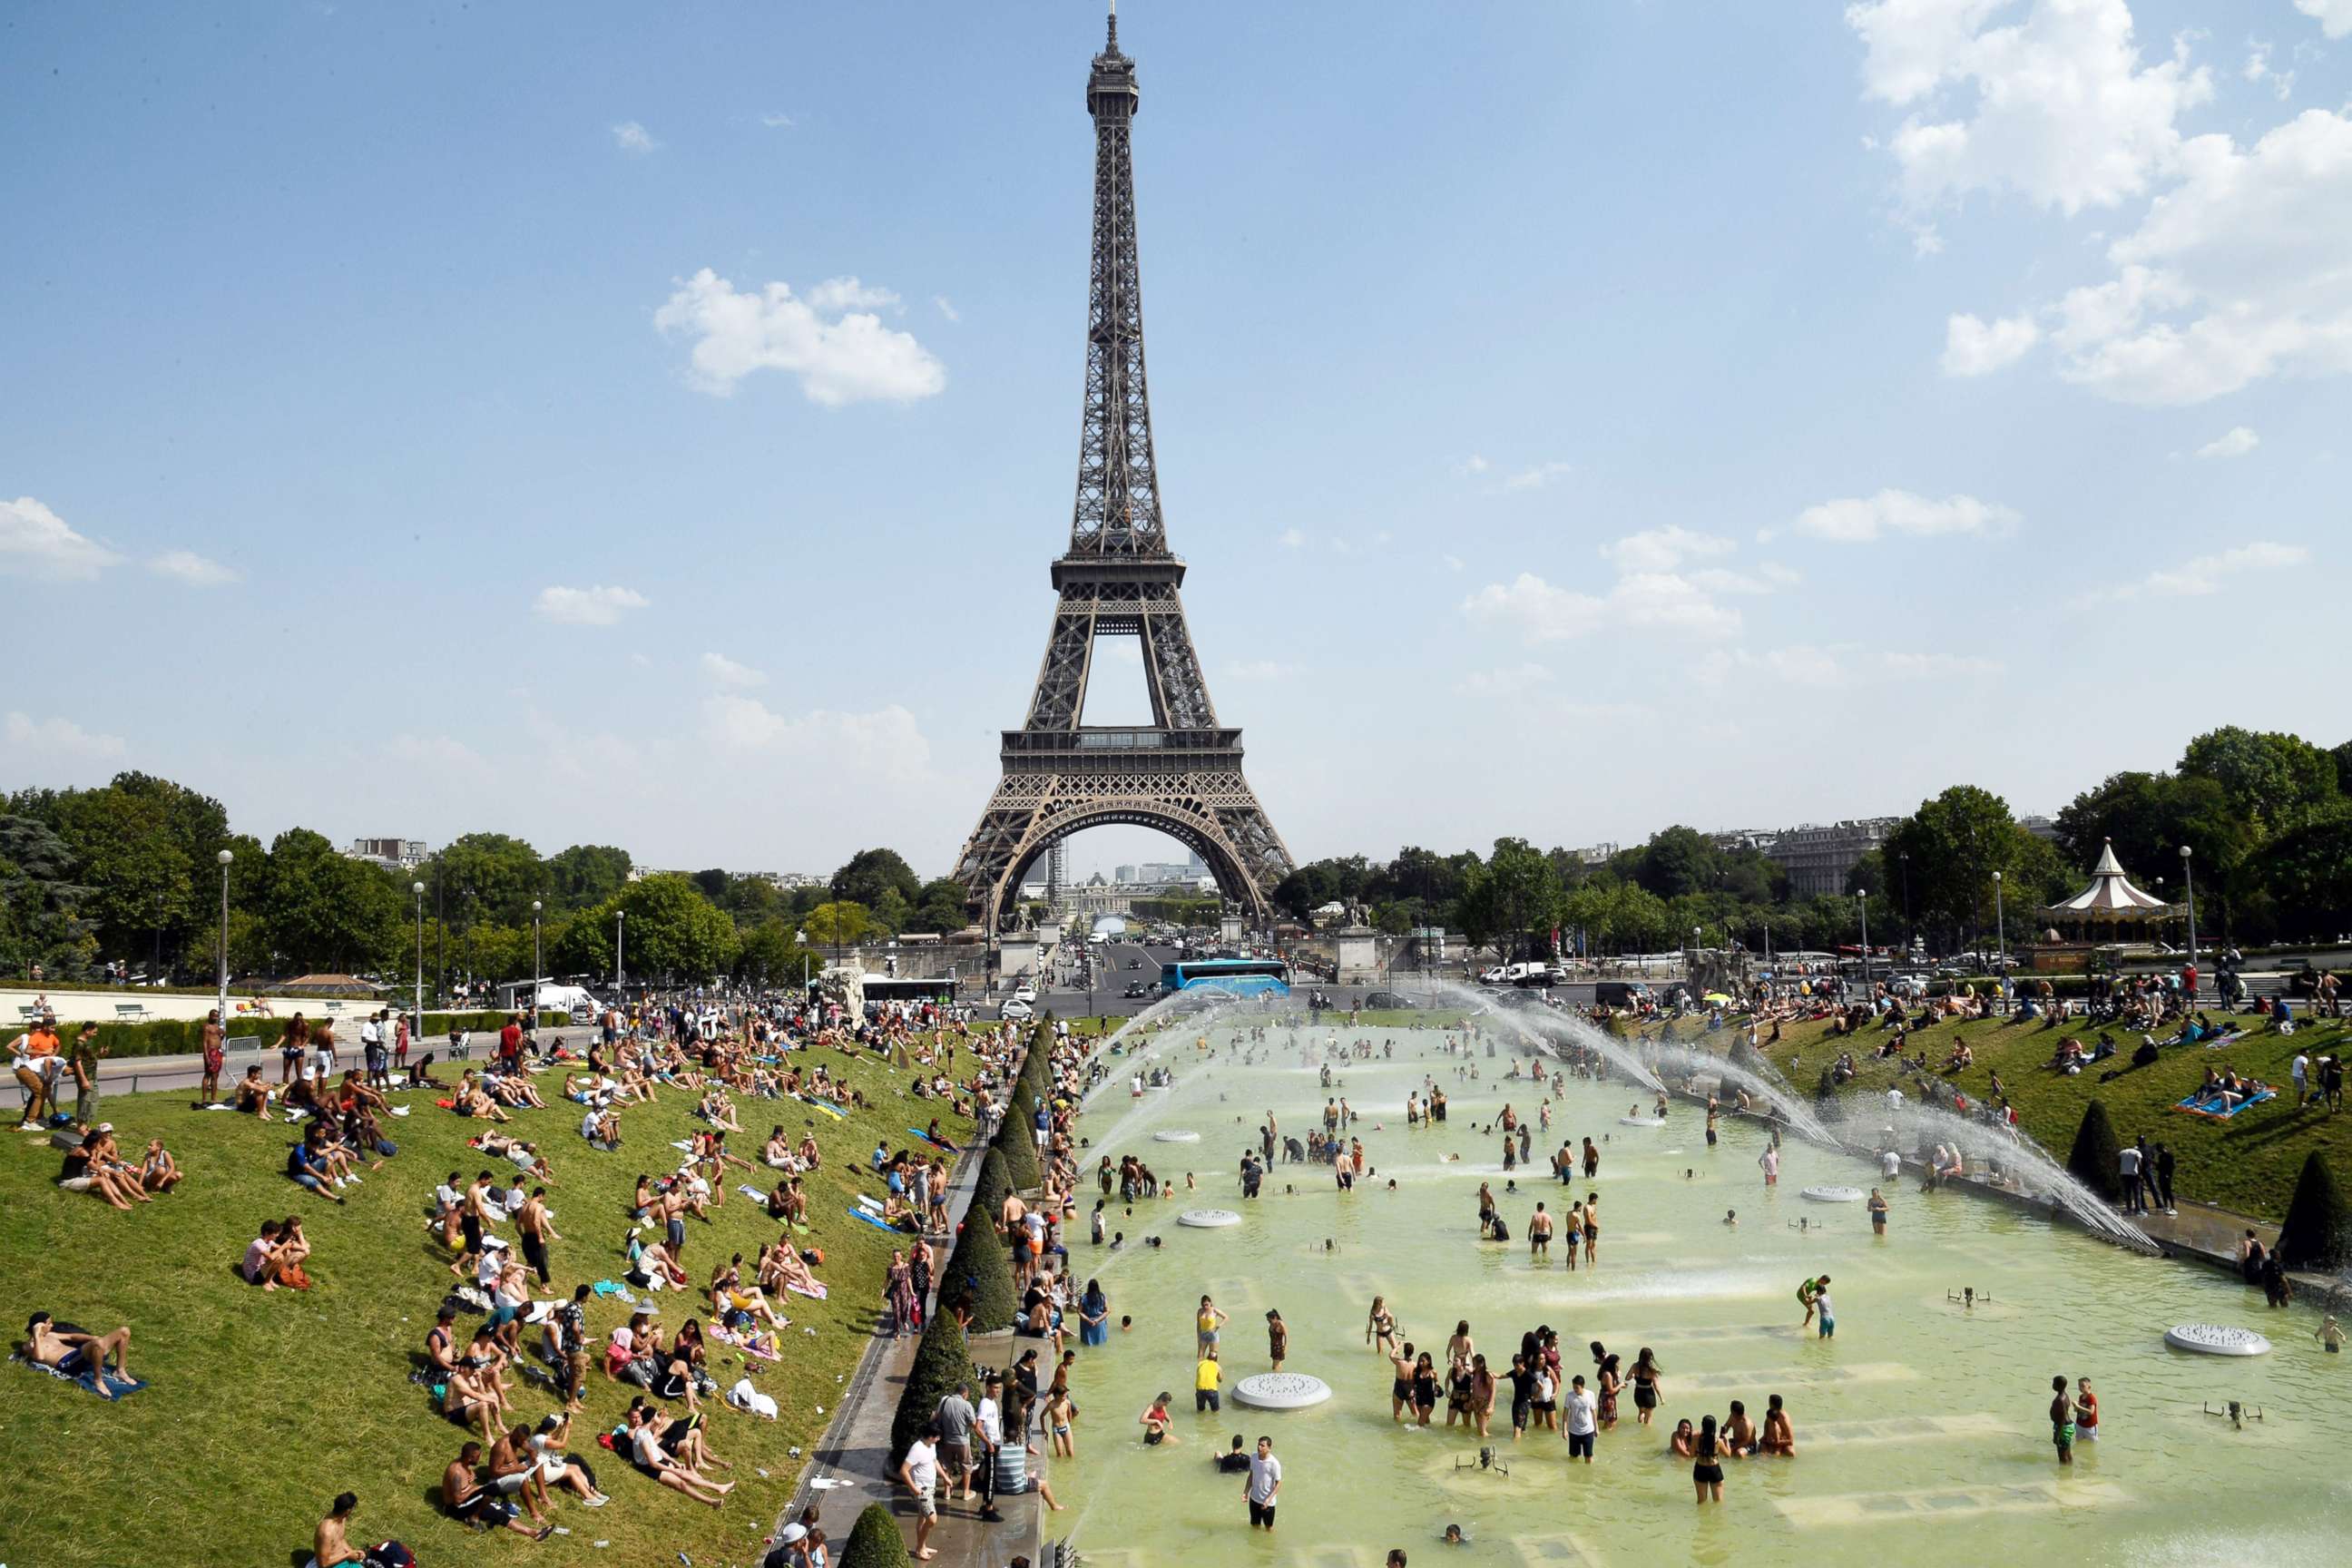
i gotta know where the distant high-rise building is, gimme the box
[1045,840,1069,904]
[1113,864,1138,884]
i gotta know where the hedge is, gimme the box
[946,1150,1019,1331]
[2276,1150,2352,1270]
[994,1091,1041,1191]
[57,1010,564,1062]
[2067,1100,2124,1203]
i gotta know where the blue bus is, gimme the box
[1159,957,1291,997]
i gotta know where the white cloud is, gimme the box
[1880,650,2004,677]
[701,696,933,775]
[2194,426,2259,459]
[1462,571,1742,642]
[760,112,797,129]
[1454,455,1490,477]
[2090,540,2309,600]
[1455,662,1554,697]
[1602,525,1737,574]
[534,583,650,626]
[0,496,121,580]
[1442,554,1465,573]
[1690,564,1798,596]
[4,710,126,759]
[656,269,946,404]
[1276,528,1305,549]
[1942,311,2040,375]
[806,277,901,314]
[933,295,960,322]
[1847,0,2213,214]
[2242,43,2296,102]
[148,549,240,586]
[1224,659,1294,681]
[1501,460,1573,493]
[612,121,658,153]
[701,651,768,689]
[1792,488,2020,543]
[2052,110,2352,404]
[2295,1,2352,41]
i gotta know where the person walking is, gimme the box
[2153,1142,2177,1215]
[898,1421,942,1560]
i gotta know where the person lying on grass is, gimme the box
[58,1127,149,1210]
[440,1440,553,1539]
[621,1400,733,1506]
[523,1412,608,1506]
[23,1311,133,1385]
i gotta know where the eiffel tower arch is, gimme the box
[954,7,1294,933]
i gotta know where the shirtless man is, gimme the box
[199,1010,227,1105]
[23,1311,134,1387]
[310,1493,398,1568]
[1528,1202,1553,1261]
[486,1424,553,1524]
[441,1441,552,1538]
[1759,1393,1795,1455]
[1722,1399,1759,1457]
[517,1187,560,1286]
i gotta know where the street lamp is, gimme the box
[615,909,626,993]
[1856,888,1871,996]
[1898,852,1910,948]
[216,849,235,1022]
[411,882,426,1040]
[2180,844,2197,995]
[1992,870,2005,971]
[531,901,544,1003]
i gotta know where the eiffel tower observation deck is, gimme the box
[953,5,1295,933]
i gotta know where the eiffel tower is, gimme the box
[953,5,1294,933]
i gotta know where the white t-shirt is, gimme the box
[1881,1150,1901,1179]
[975,1396,1002,1445]
[1563,1387,1597,1436]
[1247,1453,1282,1504]
[2118,1147,2142,1179]
[630,1426,666,1468]
[1886,1087,1904,1111]
[904,1437,938,1493]
[1814,1289,1834,1319]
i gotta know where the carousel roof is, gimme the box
[2043,840,2179,920]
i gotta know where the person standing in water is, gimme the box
[1759,1144,1779,1186]
[1583,1193,1600,1265]
[1867,1188,1888,1236]
[1267,1308,1289,1372]
[1366,1297,1397,1357]
[1813,1279,1836,1338]
[1528,1203,1553,1263]
[2049,1375,2075,1465]
[2074,1377,2099,1443]
[1628,1348,1663,1426]
[1691,1414,1725,1503]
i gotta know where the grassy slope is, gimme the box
[0,1043,970,1568]
[1614,1010,2352,1221]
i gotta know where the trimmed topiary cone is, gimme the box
[838,1500,914,1568]
[2276,1150,2351,1270]
[2066,1099,2123,1204]
[888,1309,973,1467]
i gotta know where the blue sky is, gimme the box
[5,0,2348,881]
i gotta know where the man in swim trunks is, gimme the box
[1528,1203,1552,1261]
[2049,1375,2075,1465]
[23,1311,134,1386]
[1759,1394,1794,1455]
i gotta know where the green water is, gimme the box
[1044,1024,2346,1566]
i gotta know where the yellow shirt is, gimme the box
[1196,1358,1220,1392]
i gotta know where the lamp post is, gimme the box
[615,909,626,993]
[2180,844,2197,996]
[1899,851,1910,949]
[1856,888,1871,997]
[531,900,544,1002]
[1992,870,2005,971]
[216,849,235,1022]
[411,881,426,1041]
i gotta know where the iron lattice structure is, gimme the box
[954,10,1294,932]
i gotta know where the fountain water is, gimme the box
[1416,975,1669,1093]
[1638,1033,1839,1147]
[1861,1097,2159,1254]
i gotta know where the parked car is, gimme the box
[999,998,1034,1020]
[1362,991,1420,1010]
[1592,981,1653,1009]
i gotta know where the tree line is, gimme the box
[1273,726,2352,957]
[0,779,974,992]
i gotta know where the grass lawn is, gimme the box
[1616,1010,2352,1222]
[0,1041,973,1568]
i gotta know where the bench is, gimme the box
[113,1003,149,1021]
[15,1005,40,1022]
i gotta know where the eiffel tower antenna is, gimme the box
[953,7,1295,936]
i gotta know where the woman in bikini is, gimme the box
[1366,1296,1399,1357]
[1630,1348,1664,1426]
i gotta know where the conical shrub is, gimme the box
[2066,1100,2123,1204]
[2276,1150,2352,1270]
[888,1309,973,1466]
[839,1501,913,1568]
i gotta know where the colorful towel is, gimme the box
[908,1127,958,1152]
[15,1353,146,1401]
[846,1206,903,1234]
[2173,1089,2275,1120]
[784,1279,828,1300]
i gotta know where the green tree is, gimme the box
[0,814,97,980]
[2244,815,2352,938]
[2065,1101,2123,1205]
[907,877,974,934]
[805,900,877,955]
[1633,826,1718,898]
[544,844,632,911]
[830,848,922,912]
[2275,1150,2352,1270]
[45,780,198,972]
[2180,727,2340,838]
[551,876,740,983]
[426,833,547,926]
[733,918,826,987]
[261,828,404,973]
[1881,786,2048,951]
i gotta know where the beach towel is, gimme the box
[738,1183,769,1202]
[784,1279,828,1300]
[909,1127,958,1151]
[2173,1089,2275,1120]
[15,1352,147,1401]
[846,1207,902,1234]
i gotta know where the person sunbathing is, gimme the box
[626,1236,689,1291]
[440,1441,552,1539]
[139,1138,182,1194]
[23,1311,135,1387]
[622,1403,732,1506]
